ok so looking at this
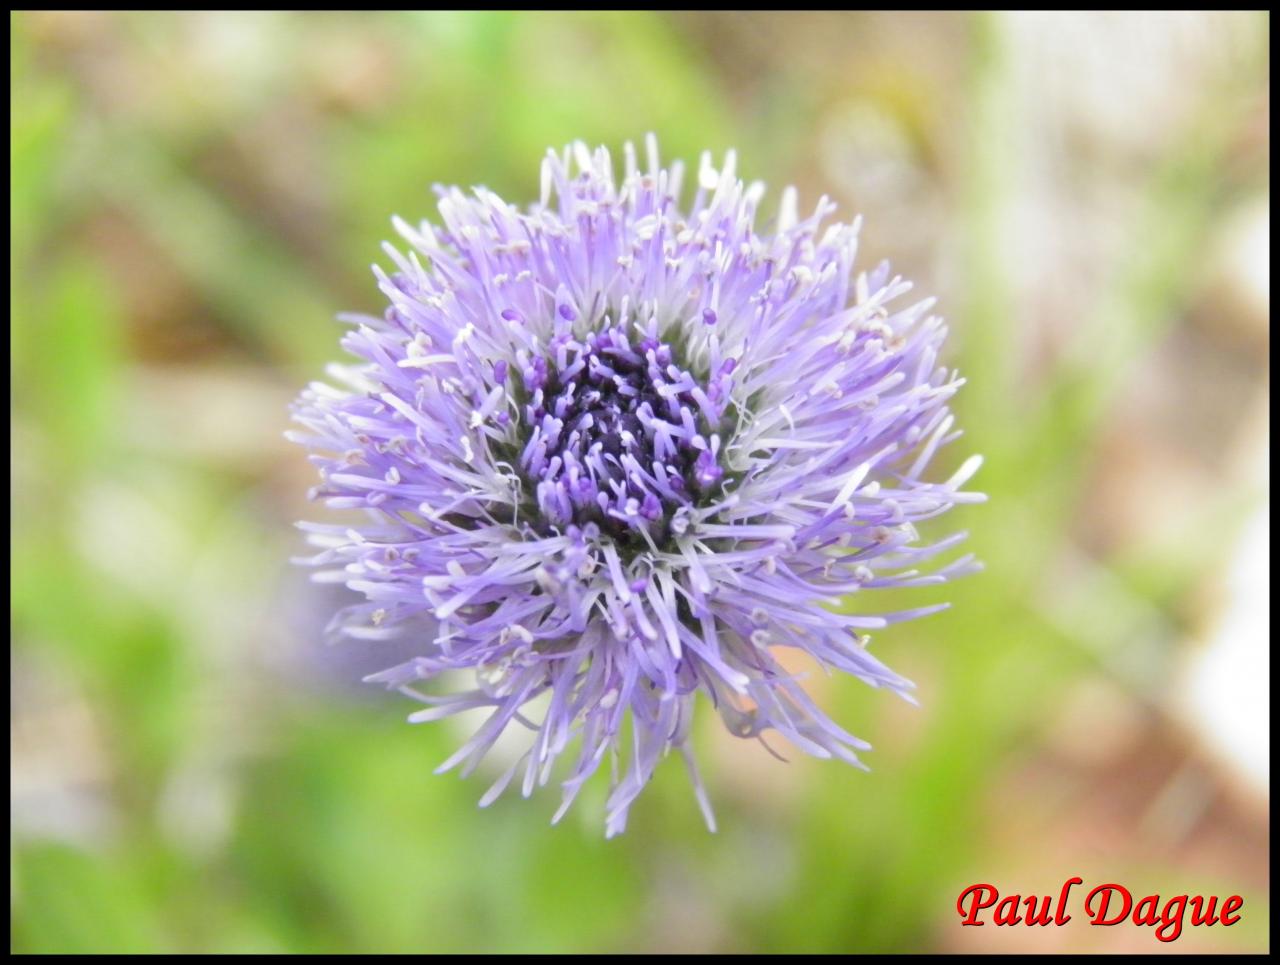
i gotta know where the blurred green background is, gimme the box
[10,11,1270,954]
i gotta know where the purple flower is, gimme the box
[289,137,983,836]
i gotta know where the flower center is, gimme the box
[517,321,736,547]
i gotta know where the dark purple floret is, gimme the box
[515,317,734,549]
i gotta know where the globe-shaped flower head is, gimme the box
[291,137,983,836]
